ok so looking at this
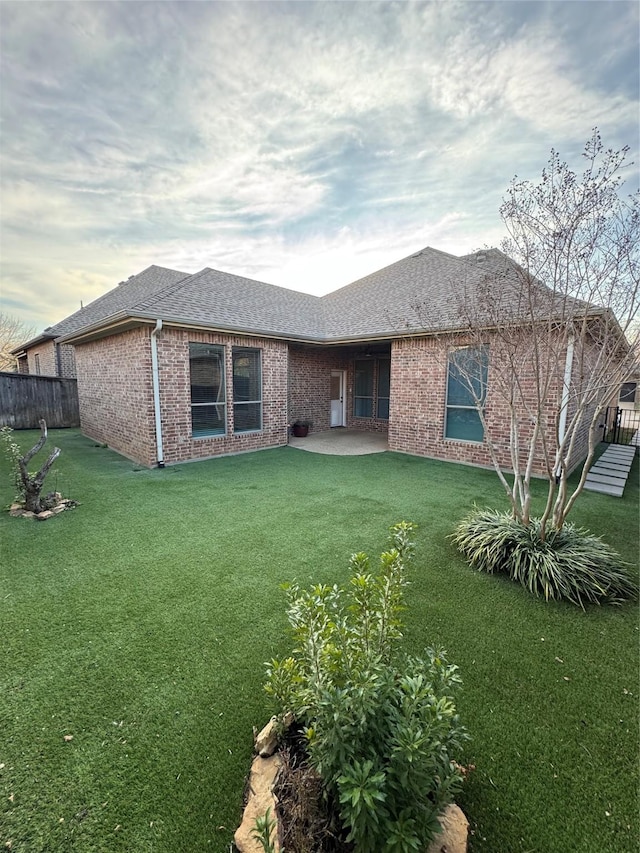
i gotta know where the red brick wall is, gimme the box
[26,341,57,376]
[388,335,563,476]
[75,328,157,466]
[288,346,350,432]
[157,328,289,464]
[24,342,76,377]
[288,346,390,434]
[58,344,77,378]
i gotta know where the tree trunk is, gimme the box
[18,419,61,513]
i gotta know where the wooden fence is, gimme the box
[0,372,79,429]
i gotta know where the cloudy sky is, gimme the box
[1,0,638,332]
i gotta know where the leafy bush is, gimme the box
[453,508,638,608]
[265,522,468,853]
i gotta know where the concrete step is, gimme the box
[602,447,636,458]
[586,472,627,487]
[584,479,625,497]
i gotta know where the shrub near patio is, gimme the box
[265,523,469,853]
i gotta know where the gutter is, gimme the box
[555,332,575,479]
[150,319,165,468]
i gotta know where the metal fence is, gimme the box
[0,372,79,429]
[601,406,640,445]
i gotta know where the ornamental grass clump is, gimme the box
[453,508,638,608]
[265,522,468,853]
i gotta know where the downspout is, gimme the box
[555,332,575,481]
[150,319,165,468]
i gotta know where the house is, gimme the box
[18,246,615,471]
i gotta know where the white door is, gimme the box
[330,370,346,427]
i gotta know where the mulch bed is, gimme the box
[273,725,353,853]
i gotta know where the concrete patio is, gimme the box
[288,428,389,455]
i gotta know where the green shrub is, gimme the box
[453,508,638,608]
[265,522,468,853]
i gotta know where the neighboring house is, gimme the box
[11,265,190,378]
[18,247,618,471]
[618,371,639,412]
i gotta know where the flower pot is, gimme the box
[292,424,309,437]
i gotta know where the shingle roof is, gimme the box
[51,265,189,336]
[50,247,602,347]
[132,267,324,340]
[14,265,188,352]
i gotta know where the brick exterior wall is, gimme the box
[58,344,77,378]
[73,325,575,474]
[24,342,76,377]
[75,327,157,466]
[288,345,391,435]
[288,346,350,432]
[26,341,57,376]
[75,327,290,467]
[388,335,563,476]
[157,328,288,464]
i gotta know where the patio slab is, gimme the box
[288,428,388,455]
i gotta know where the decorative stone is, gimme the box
[52,505,66,514]
[234,754,282,853]
[254,713,294,758]
[255,717,279,757]
[21,511,35,518]
[36,511,55,520]
[10,503,22,512]
[426,804,469,853]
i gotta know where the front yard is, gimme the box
[1,430,638,852]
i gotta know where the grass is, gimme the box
[1,430,638,853]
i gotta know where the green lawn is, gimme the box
[1,430,638,853]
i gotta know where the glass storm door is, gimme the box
[330,370,346,427]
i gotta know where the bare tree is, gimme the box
[418,131,639,537]
[0,312,37,371]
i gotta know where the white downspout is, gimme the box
[150,319,165,468]
[555,332,575,479]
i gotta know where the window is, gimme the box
[233,348,262,432]
[377,359,390,419]
[189,343,226,437]
[34,354,41,375]
[354,360,374,417]
[445,346,488,442]
[354,358,390,420]
[620,382,637,404]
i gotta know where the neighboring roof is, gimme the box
[12,265,188,353]
[27,247,606,349]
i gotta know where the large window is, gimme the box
[377,358,390,419]
[445,346,488,442]
[354,357,390,420]
[189,343,226,437]
[354,359,374,417]
[233,348,262,432]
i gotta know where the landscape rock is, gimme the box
[426,804,469,853]
[255,717,279,757]
[36,511,54,520]
[234,753,282,853]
